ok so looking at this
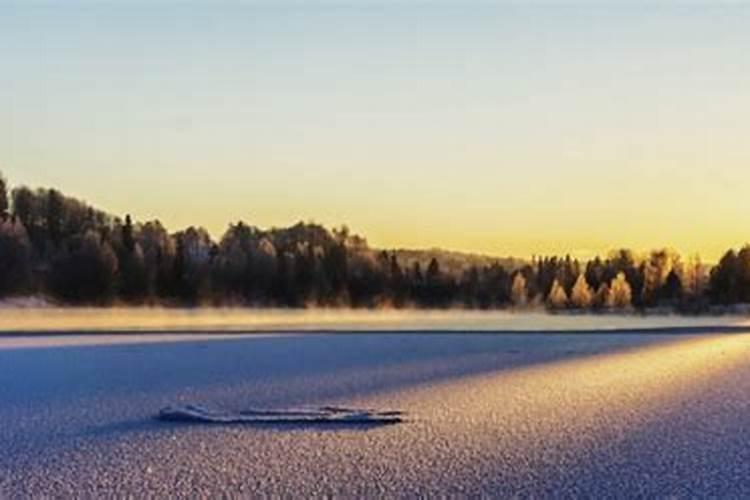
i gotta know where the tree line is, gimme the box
[0,171,747,312]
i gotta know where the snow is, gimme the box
[1,317,749,496]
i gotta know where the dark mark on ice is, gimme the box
[156,404,405,426]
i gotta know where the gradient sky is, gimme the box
[1,1,748,261]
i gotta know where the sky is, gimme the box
[1,1,749,261]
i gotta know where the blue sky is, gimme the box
[1,1,749,260]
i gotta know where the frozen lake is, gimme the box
[1,310,749,496]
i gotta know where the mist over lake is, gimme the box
[1,306,747,334]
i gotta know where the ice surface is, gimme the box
[157,404,404,425]
[2,325,750,497]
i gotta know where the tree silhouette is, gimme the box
[709,250,740,305]
[50,231,118,303]
[0,172,8,218]
[593,283,611,310]
[0,218,32,296]
[0,172,748,313]
[661,269,683,304]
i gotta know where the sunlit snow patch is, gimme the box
[156,404,404,426]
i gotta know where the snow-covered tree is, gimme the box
[511,273,527,307]
[593,283,611,310]
[570,274,593,309]
[609,272,632,309]
[546,279,568,310]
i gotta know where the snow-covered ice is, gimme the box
[1,314,750,497]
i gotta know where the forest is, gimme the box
[0,171,748,313]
